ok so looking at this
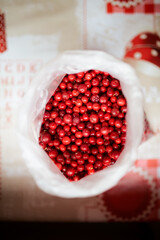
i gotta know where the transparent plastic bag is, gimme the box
[18,50,144,198]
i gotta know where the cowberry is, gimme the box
[39,69,127,181]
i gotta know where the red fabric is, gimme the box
[124,32,160,67]
[106,0,160,14]
[0,13,7,53]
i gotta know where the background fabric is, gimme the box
[0,0,160,221]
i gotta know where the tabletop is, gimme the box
[0,0,160,221]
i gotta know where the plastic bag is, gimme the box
[18,50,144,198]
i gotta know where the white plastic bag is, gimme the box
[18,50,144,198]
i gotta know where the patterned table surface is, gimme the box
[0,0,160,221]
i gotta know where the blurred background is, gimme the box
[0,0,160,238]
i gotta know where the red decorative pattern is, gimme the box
[106,0,160,14]
[124,32,160,67]
[97,159,159,221]
[0,13,7,53]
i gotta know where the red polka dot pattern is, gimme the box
[124,32,160,67]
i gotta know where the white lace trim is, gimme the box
[105,0,144,8]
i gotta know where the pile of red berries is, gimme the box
[39,70,127,181]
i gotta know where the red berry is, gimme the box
[68,74,76,82]
[89,136,96,145]
[82,96,88,104]
[102,79,110,87]
[86,163,93,171]
[59,144,66,152]
[59,129,65,137]
[48,149,58,159]
[88,169,95,175]
[110,79,119,88]
[88,155,96,164]
[90,114,99,124]
[93,103,100,111]
[45,103,52,111]
[87,102,93,110]
[100,96,108,104]
[77,165,84,172]
[54,92,62,101]
[60,82,66,89]
[66,167,75,177]
[91,94,99,103]
[75,131,83,138]
[76,99,82,107]
[41,132,51,144]
[117,97,126,106]
[91,147,98,155]
[85,80,92,88]
[111,108,119,117]
[78,84,87,93]
[72,90,79,97]
[73,175,80,181]
[103,156,112,166]
[77,72,84,78]
[84,73,92,80]
[91,87,100,95]
[56,155,64,162]
[50,111,58,119]
[106,145,113,153]
[78,158,85,165]
[82,128,90,137]
[58,102,66,110]
[75,139,82,146]
[71,161,78,168]
[107,87,114,97]
[80,106,87,114]
[64,114,72,124]
[98,145,105,154]
[49,122,57,130]
[96,138,104,145]
[94,161,102,169]
[115,119,123,128]
[101,127,109,135]
[62,136,71,145]
[71,144,78,152]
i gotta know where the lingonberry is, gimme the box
[90,114,99,124]
[101,127,109,136]
[48,149,58,159]
[93,103,100,111]
[115,119,123,128]
[89,136,96,145]
[94,161,102,169]
[39,70,127,181]
[88,155,96,164]
[91,147,98,155]
[91,94,99,103]
[62,136,71,145]
[82,128,90,137]
[75,139,82,146]
[77,165,84,172]
[78,84,87,93]
[80,144,89,152]
[41,132,51,144]
[117,97,126,106]
[71,144,78,152]
[54,92,62,101]
[77,72,84,78]
[66,167,75,177]
[84,73,92,81]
